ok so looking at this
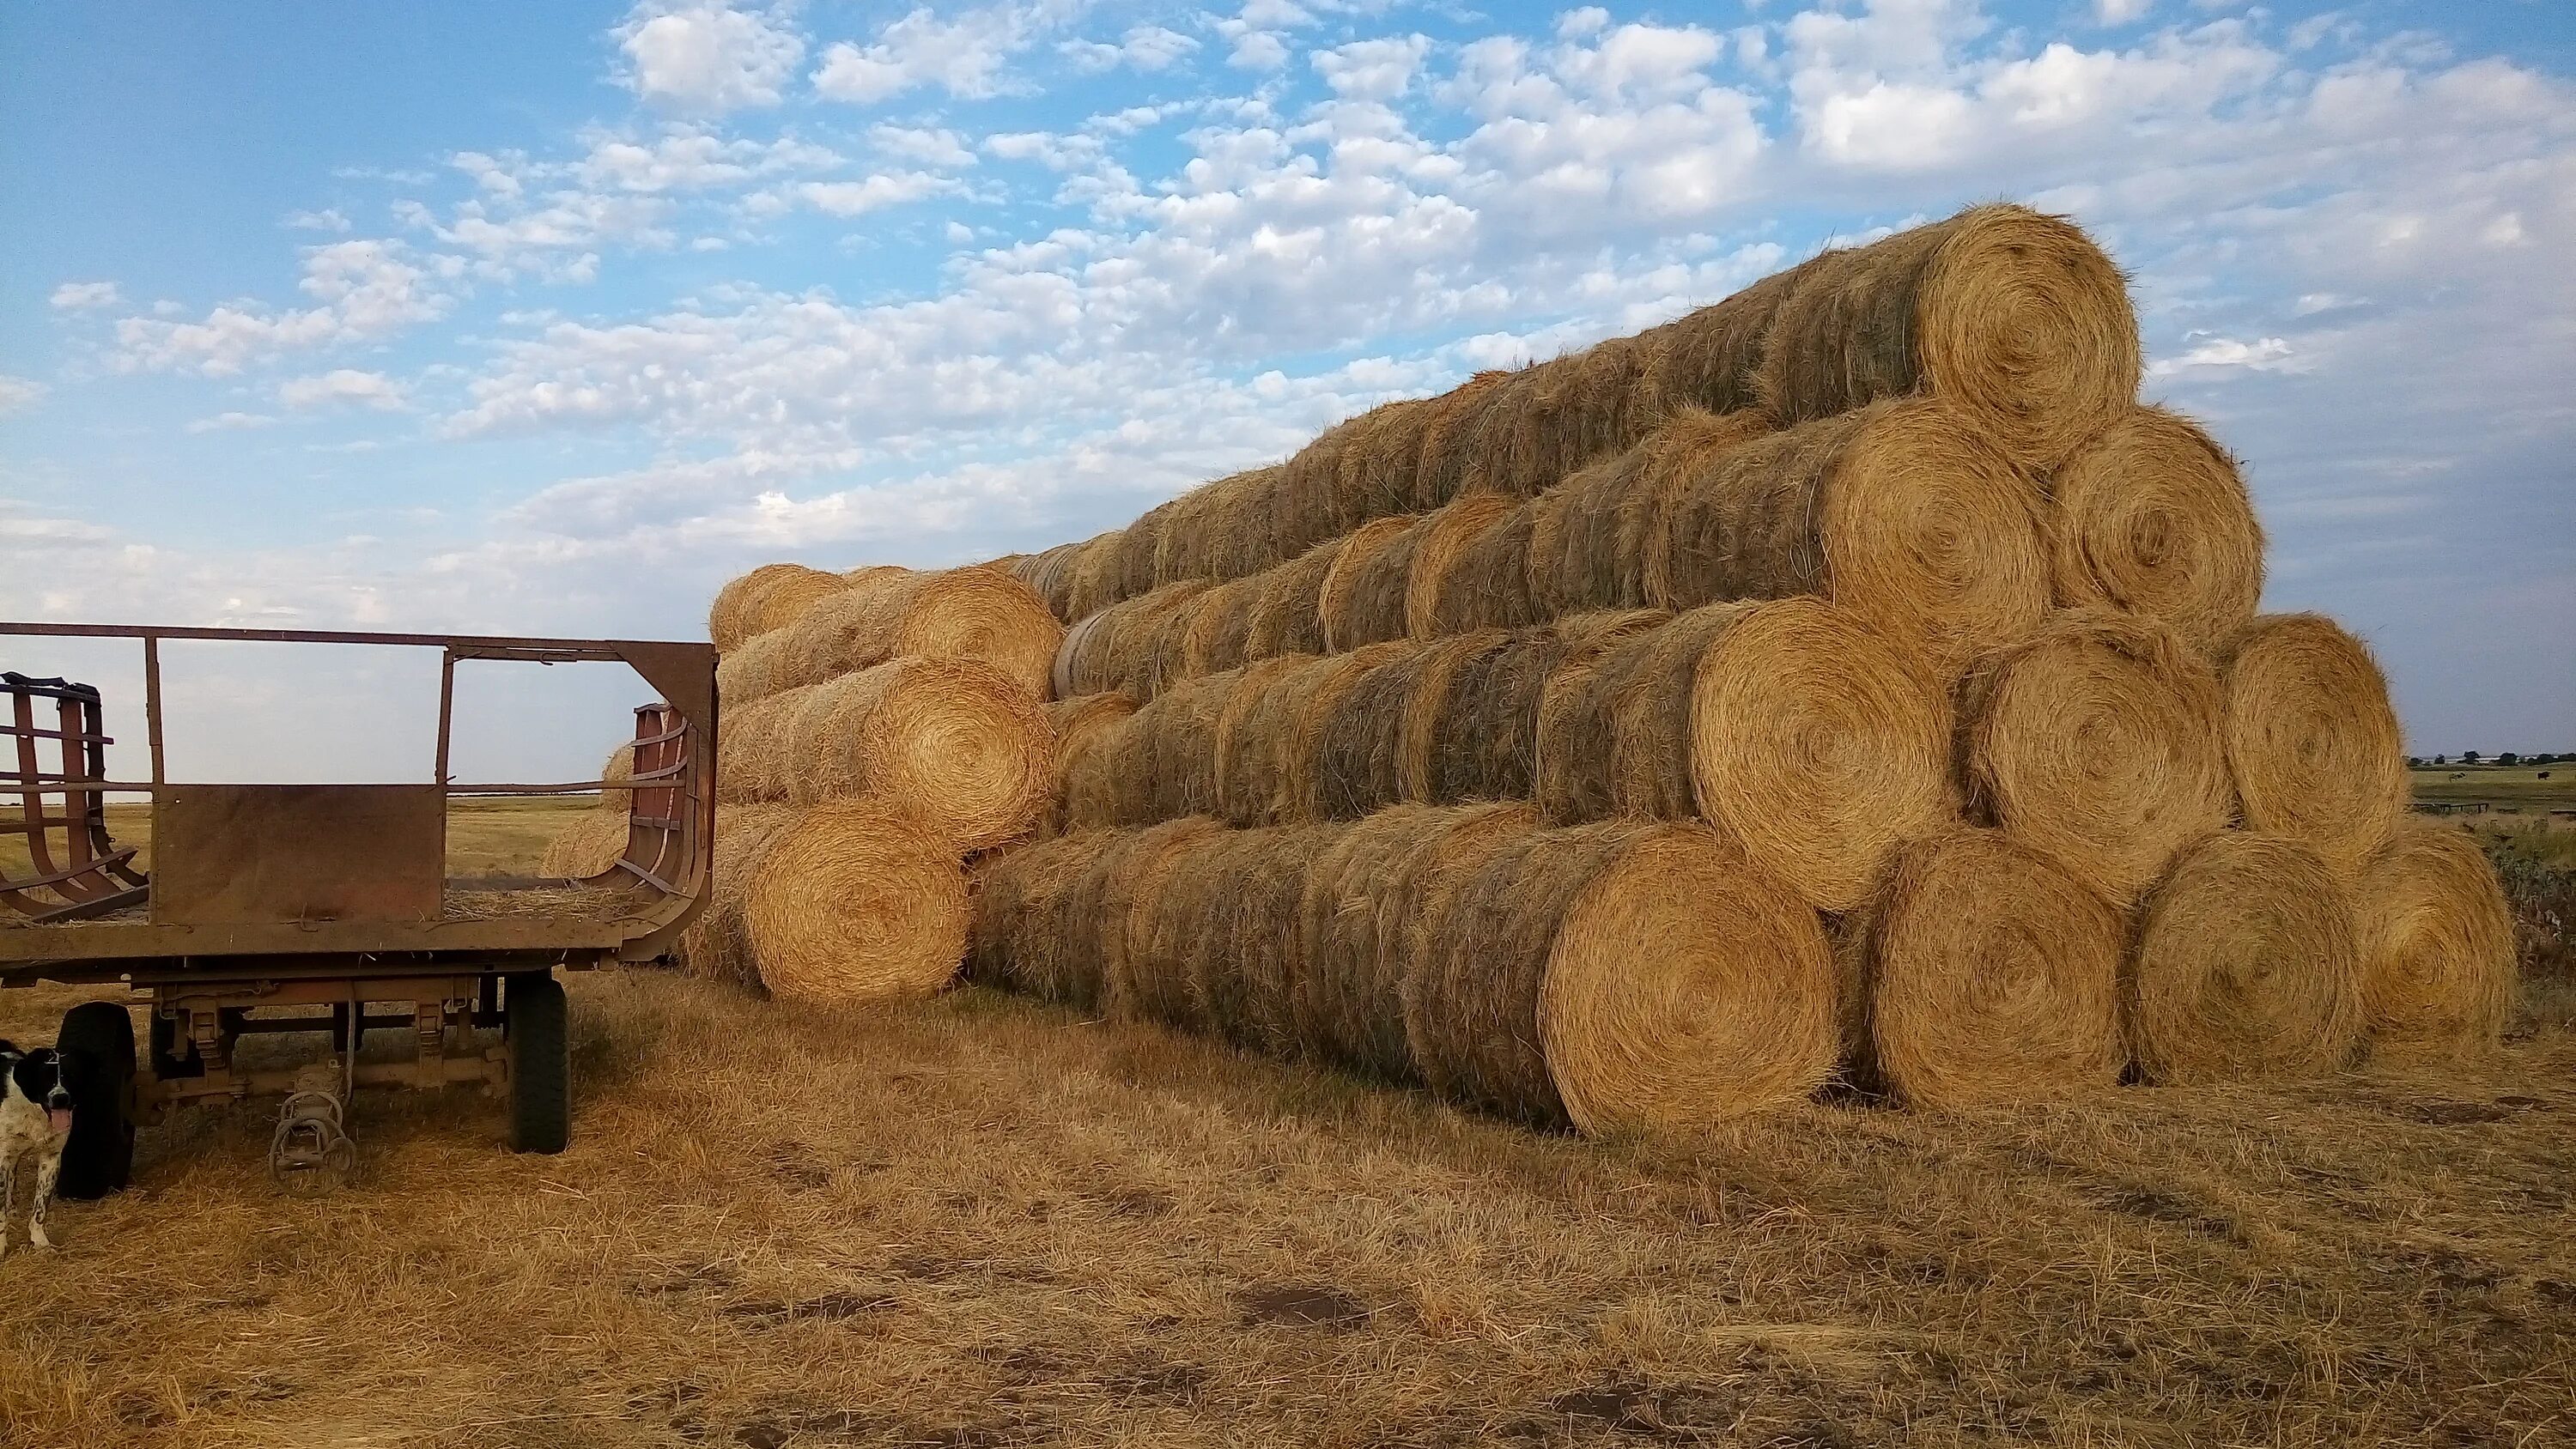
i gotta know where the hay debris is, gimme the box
[2130,831,2363,1084]
[1537,599,1953,912]
[1959,609,2231,910]
[2353,819,2514,1061]
[1647,397,2047,676]
[744,801,970,1006]
[1758,203,2141,470]
[1405,822,1836,1131]
[2047,405,2263,652]
[1838,828,2125,1107]
[2215,613,2408,874]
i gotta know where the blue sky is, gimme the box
[2,0,2571,781]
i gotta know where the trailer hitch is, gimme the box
[270,1063,356,1193]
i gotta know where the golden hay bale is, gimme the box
[1535,600,1953,912]
[2352,819,2513,1060]
[1060,665,1245,828]
[744,566,850,642]
[598,742,635,812]
[1035,692,1137,837]
[1330,399,1443,534]
[1390,631,1507,801]
[2047,405,2263,652]
[1647,397,2047,676]
[1838,828,2125,1107]
[1418,496,1544,635]
[538,809,630,879]
[1958,609,2231,910]
[966,828,1107,1003]
[1410,370,1516,509]
[714,686,810,803]
[1757,203,2141,471]
[1278,411,1372,558]
[1404,822,1837,1131]
[2129,831,2363,1084]
[1176,576,1265,679]
[1634,253,1832,418]
[1214,648,1403,827]
[1527,409,1775,619]
[743,801,969,1006]
[1099,816,1230,1028]
[676,804,798,989]
[1053,578,1212,703]
[1167,823,1341,1054]
[1148,476,1230,589]
[1064,527,1130,621]
[1208,464,1297,579]
[1295,803,1536,1080]
[709,564,833,651]
[2215,614,2408,874]
[1020,534,1110,622]
[714,626,797,706]
[1402,491,1524,639]
[1419,611,1663,806]
[774,566,1062,701]
[1316,513,1422,652]
[1111,499,1177,603]
[1447,368,1549,500]
[1309,643,1449,820]
[1244,535,1346,659]
[771,658,1052,852]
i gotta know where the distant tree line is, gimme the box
[2409,751,2567,767]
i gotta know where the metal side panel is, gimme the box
[151,785,446,925]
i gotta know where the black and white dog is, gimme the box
[0,1040,88,1255]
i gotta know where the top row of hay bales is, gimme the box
[1012,203,2143,624]
[708,560,1063,701]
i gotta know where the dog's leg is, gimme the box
[28,1146,59,1251]
[0,1150,15,1258]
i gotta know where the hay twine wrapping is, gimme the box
[2130,831,2363,1084]
[1758,203,2141,471]
[2216,613,2408,874]
[1648,397,2047,676]
[2048,405,2263,652]
[1838,828,2125,1107]
[1406,821,1837,1132]
[1959,609,2231,910]
[676,804,798,990]
[1538,599,1953,912]
[744,801,969,1006]
[2353,820,2513,1060]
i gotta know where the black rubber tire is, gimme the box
[506,972,569,1155]
[55,1001,137,1198]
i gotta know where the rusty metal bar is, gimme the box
[433,652,457,786]
[143,634,166,787]
[3,621,677,654]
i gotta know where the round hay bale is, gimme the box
[780,566,1062,700]
[1421,611,1663,806]
[2047,405,2263,652]
[1332,399,1440,533]
[714,626,797,705]
[1838,828,2125,1107]
[598,742,636,813]
[1392,630,1507,802]
[1053,579,1212,703]
[710,564,825,652]
[1060,666,1251,828]
[1635,253,1832,418]
[1404,822,1837,1131]
[714,686,811,803]
[1100,816,1230,1028]
[1024,534,1112,622]
[775,658,1052,852]
[676,803,798,989]
[1317,513,1423,652]
[744,801,969,1006]
[1647,397,2047,676]
[967,828,1107,1000]
[1112,499,1177,603]
[1244,536,1346,659]
[742,566,849,641]
[1064,529,1130,621]
[1959,609,2230,909]
[1307,644,1428,820]
[2353,819,2513,1060]
[1279,413,1370,558]
[1177,576,1265,679]
[1404,491,1524,639]
[1449,367,1549,500]
[1525,409,1772,620]
[1176,824,1340,1053]
[1758,204,2141,470]
[1295,803,1535,1079]
[1215,648,1400,827]
[1207,464,1294,579]
[1411,370,1516,509]
[1036,693,1137,837]
[2130,831,2363,1084]
[1419,495,1543,635]
[1536,599,1953,912]
[2215,614,2407,874]
[1149,481,1229,589]
[538,809,630,879]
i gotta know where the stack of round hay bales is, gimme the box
[972,813,1837,1135]
[714,563,1060,703]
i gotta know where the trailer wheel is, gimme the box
[56,1002,137,1197]
[505,972,569,1155]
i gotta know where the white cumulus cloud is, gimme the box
[49,281,122,311]
[615,1,805,113]
[280,368,411,410]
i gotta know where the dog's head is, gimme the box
[6,1046,86,1137]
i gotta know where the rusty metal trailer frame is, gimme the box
[0,621,717,1167]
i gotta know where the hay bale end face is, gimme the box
[1959,609,2232,910]
[710,563,838,652]
[1317,514,1423,653]
[1759,203,2141,471]
[769,658,1053,852]
[1841,828,2126,1107]
[2353,820,2513,1061]
[2217,613,2408,874]
[2048,405,2263,652]
[783,566,1064,702]
[744,802,970,1006]
[2130,831,2363,1085]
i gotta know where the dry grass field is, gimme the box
[3,803,2572,1448]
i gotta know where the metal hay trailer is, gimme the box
[0,622,715,1188]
